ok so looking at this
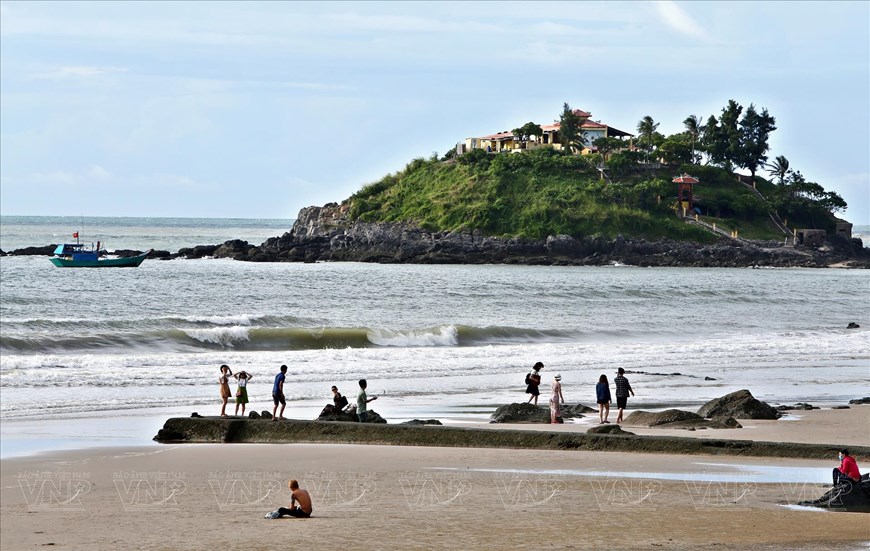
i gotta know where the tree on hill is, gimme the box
[512,122,544,148]
[766,155,791,186]
[704,100,743,167]
[636,115,659,162]
[559,103,587,153]
[736,104,776,186]
[592,137,623,162]
[657,133,693,166]
[683,115,703,164]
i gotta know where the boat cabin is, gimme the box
[53,243,98,262]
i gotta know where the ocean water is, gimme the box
[1,217,869,455]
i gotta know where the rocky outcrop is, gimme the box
[799,475,870,512]
[587,424,635,435]
[401,419,443,426]
[849,397,870,405]
[776,403,819,411]
[698,390,781,420]
[490,403,587,424]
[8,245,57,256]
[197,205,868,267]
[624,409,742,429]
[152,417,870,460]
[316,407,386,424]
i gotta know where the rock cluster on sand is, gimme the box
[586,424,635,435]
[316,407,387,424]
[489,402,589,423]
[697,389,781,420]
[624,409,741,429]
[849,397,870,404]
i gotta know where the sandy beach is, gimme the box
[2,407,869,550]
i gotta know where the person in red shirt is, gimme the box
[833,448,861,486]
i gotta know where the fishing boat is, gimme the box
[50,234,150,268]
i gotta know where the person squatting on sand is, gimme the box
[614,367,635,425]
[272,365,287,421]
[833,448,861,486]
[525,362,543,405]
[596,374,612,424]
[218,365,233,417]
[266,480,313,519]
[550,374,564,424]
[356,379,378,422]
[233,370,252,416]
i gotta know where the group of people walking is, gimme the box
[525,362,636,425]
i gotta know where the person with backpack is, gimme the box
[525,362,543,405]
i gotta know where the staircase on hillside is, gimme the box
[734,176,791,237]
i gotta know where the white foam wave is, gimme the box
[177,314,255,325]
[184,326,251,346]
[367,325,459,347]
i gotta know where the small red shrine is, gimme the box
[673,174,700,217]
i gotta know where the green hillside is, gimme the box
[345,147,840,242]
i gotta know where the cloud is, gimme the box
[33,66,129,79]
[653,1,706,40]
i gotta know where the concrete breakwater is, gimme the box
[154,417,869,460]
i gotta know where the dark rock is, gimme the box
[849,397,870,405]
[586,424,634,435]
[249,411,261,419]
[261,411,273,420]
[113,249,144,258]
[401,419,443,426]
[624,409,742,429]
[153,428,187,442]
[847,322,860,329]
[191,412,203,418]
[704,376,716,381]
[776,402,819,411]
[10,245,56,256]
[490,403,551,423]
[832,406,851,410]
[561,403,596,416]
[798,475,870,512]
[697,389,781,420]
[316,409,387,424]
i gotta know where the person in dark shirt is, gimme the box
[596,374,612,424]
[613,367,635,425]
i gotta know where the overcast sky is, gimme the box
[1,1,868,223]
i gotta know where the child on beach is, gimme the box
[357,379,377,422]
[234,371,252,416]
[218,365,233,417]
[526,362,543,405]
[265,480,313,519]
[596,374,611,424]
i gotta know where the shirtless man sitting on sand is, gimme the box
[267,480,313,519]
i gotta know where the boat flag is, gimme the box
[72,232,79,238]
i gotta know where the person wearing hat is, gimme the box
[614,367,635,425]
[233,370,253,416]
[549,374,565,424]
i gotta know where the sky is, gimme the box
[1,1,868,224]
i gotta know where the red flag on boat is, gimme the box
[72,232,79,238]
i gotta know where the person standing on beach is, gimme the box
[526,362,543,405]
[272,365,288,421]
[833,449,861,486]
[596,374,612,424]
[266,479,313,519]
[356,379,377,423]
[614,367,635,425]
[233,370,252,416]
[549,374,564,424]
[218,365,233,417]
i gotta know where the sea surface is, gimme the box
[1,216,868,456]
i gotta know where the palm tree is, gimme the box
[766,155,791,186]
[683,115,702,164]
[636,115,659,163]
